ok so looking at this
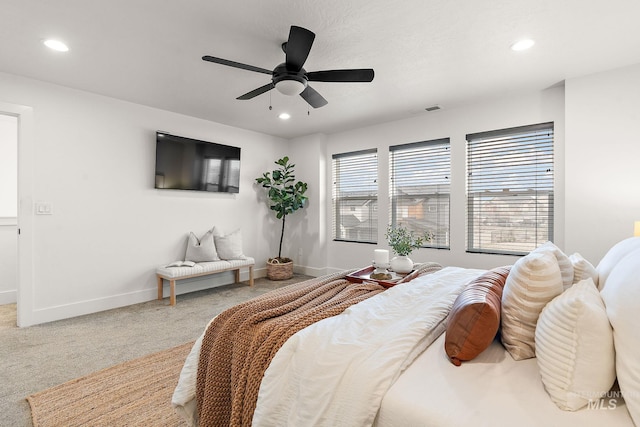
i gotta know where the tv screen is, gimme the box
[154,132,241,193]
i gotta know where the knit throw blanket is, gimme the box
[195,264,442,427]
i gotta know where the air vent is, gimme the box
[425,105,441,112]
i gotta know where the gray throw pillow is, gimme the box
[184,229,219,262]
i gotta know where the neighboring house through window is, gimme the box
[332,149,378,243]
[466,122,554,255]
[390,138,451,248]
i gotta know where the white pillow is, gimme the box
[601,248,640,426]
[501,251,563,360]
[184,229,219,262]
[533,241,574,290]
[214,228,246,260]
[535,278,615,411]
[596,237,640,290]
[569,252,598,286]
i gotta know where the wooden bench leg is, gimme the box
[170,279,176,306]
[234,269,240,283]
[249,266,254,286]
[157,275,163,300]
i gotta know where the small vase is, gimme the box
[390,256,413,274]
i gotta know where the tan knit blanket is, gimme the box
[195,264,442,427]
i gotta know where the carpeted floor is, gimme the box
[0,274,310,427]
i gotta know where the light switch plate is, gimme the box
[35,202,53,215]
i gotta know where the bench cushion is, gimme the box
[157,257,255,279]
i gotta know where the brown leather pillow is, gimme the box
[444,266,511,366]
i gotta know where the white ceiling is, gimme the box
[3,0,640,139]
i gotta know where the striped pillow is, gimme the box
[533,241,574,290]
[501,251,563,360]
[569,252,598,286]
[535,278,615,411]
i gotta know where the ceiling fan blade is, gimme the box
[237,83,275,100]
[307,69,375,82]
[300,85,328,108]
[202,55,272,75]
[285,26,315,71]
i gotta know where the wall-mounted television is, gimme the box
[154,132,241,193]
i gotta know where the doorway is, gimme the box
[0,113,18,326]
[1,102,34,327]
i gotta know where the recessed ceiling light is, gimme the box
[511,39,535,51]
[278,113,291,120]
[43,39,69,52]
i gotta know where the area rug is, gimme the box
[27,341,194,427]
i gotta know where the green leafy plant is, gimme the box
[255,156,308,261]
[385,225,433,256]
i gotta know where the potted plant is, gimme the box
[255,156,308,280]
[385,225,433,273]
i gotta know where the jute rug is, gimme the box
[27,341,194,427]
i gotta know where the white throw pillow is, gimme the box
[569,252,598,286]
[501,251,563,360]
[596,237,640,290]
[184,229,219,262]
[601,248,640,426]
[533,241,574,290]
[535,278,615,411]
[214,228,246,260]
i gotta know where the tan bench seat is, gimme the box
[156,258,255,306]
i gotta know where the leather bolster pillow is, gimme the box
[444,266,511,366]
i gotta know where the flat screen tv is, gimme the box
[154,132,241,193]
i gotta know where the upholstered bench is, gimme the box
[156,257,255,306]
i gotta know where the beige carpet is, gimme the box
[27,341,194,427]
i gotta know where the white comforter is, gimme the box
[251,266,485,427]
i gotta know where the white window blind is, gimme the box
[332,149,378,243]
[390,138,450,248]
[466,122,554,255]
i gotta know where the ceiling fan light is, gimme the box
[275,79,306,96]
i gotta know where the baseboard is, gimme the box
[25,271,258,326]
[0,289,17,305]
[294,265,327,277]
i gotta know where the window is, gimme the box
[466,122,554,255]
[332,149,378,243]
[390,138,450,248]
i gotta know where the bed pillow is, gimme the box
[213,228,246,260]
[535,278,615,411]
[501,251,563,360]
[532,241,574,290]
[184,228,219,262]
[596,237,640,290]
[444,266,511,366]
[569,252,598,286]
[601,248,640,426]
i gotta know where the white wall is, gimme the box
[0,225,17,304]
[0,71,288,326]
[287,133,329,276]
[5,60,639,326]
[323,86,566,272]
[565,63,640,263]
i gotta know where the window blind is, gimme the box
[332,149,378,243]
[466,122,554,255]
[390,138,450,248]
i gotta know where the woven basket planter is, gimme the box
[266,258,294,280]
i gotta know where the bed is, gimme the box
[172,238,640,427]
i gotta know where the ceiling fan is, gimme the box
[202,25,374,108]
